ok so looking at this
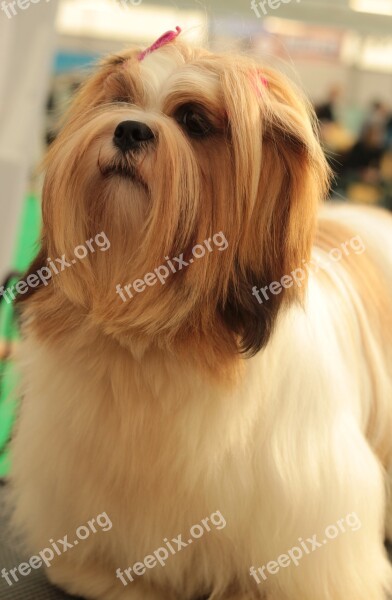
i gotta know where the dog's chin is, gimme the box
[98,153,149,191]
[101,162,138,182]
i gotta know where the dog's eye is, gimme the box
[177,106,212,138]
[182,111,211,137]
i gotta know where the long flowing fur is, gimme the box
[8,38,392,600]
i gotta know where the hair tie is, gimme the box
[138,27,182,62]
[249,71,269,97]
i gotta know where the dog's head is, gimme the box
[21,31,330,368]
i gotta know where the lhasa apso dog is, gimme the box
[9,28,392,600]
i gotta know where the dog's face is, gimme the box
[24,37,330,368]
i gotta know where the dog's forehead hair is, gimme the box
[138,49,220,111]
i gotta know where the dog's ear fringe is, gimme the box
[221,275,281,357]
[219,68,331,358]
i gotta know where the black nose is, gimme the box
[113,120,155,152]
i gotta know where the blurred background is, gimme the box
[1,0,392,476]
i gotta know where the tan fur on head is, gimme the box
[19,40,330,371]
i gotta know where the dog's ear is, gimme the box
[219,65,331,356]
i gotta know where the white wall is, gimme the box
[0,2,58,280]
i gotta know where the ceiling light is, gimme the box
[56,0,207,44]
[350,0,392,16]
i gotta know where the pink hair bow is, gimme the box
[138,26,182,62]
[250,71,269,97]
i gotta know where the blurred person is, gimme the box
[385,111,392,148]
[315,84,342,124]
[363,100,388,133]
[344,124,385,174]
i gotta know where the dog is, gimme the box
[8,27,392,600]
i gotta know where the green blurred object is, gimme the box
[0,194,41,478]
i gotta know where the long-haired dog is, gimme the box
[8,28,392,600]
